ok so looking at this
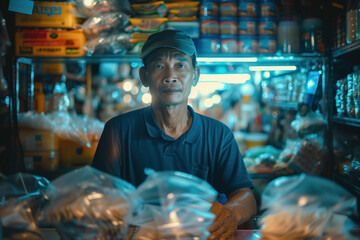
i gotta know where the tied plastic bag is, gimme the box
[128,170,218,240]
[287,134,327,175]
[84,33,130,55]
[259,174,358,240]
[291,111,326,138]
[0,173,51,240]
[37,166,137,240]
[74,0,133,17]
[82,12,130,38]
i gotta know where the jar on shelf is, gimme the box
[258,17,277,35]
[220,35,238,53]
[199,34,221,53]
[238,17,257,35]
[277,20,300,53]
[301,18,325,53]
[200,16,219,35]
[258,35,276,53]
[238,35,257,53]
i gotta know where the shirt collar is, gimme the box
[144,105,199,143]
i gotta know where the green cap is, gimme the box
[140,29,197,59]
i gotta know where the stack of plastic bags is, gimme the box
[74,0,133,55]
[0,167,217,240]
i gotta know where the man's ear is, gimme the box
[139,66,149,87]
[192,66,200,86]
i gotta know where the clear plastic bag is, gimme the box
[287,134,327,175]
[290,111,326,138]
[128,171,218,240]
[0,173,51,240]
[82,12,130,38]
[74,0,133,17]
[37,166,137,240]
[260,174,358,240]
[84,33,130,55]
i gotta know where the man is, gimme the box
[92,29,257,239]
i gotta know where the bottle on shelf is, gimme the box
[33,81,45,114]
[46,74,70,113]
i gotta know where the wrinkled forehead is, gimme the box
[144,47,191,64]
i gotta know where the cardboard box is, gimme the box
[15,29,86,57]
[24,150,60,171]
[16,1,79,29]
[19,128,59,152]
[60,138,99,168]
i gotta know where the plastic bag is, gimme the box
[0,173,51,240]
[84,33,130,55]
[260,174,358,240]
[37,166,137,240]
[291,111,326,137]
[82,12,130,38]
[74,0,133,17]
[287,134,327,175]
[128,171,217,240]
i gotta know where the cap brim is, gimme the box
[140,40,195,59]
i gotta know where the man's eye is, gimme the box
[177,64,185,68]
[155,64,164,69]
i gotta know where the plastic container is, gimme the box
[258,35,276,53]
[244,133,268,149]
[24,150,60,171]
[221,35,238,53]
[259,0,277,17]
[200,16,219,35]
[238,0,258,17]
[220,16,238,35]
[238,35,257,53]
[301,18,325,53]
[219,0,238,17]
[199,35,221,53]
[277,20,300,53]
[258,17,277,35]
[200,0,219,17]
[238,17,257,35]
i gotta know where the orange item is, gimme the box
[15,29,86,57]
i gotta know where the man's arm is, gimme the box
[208,188,257,240]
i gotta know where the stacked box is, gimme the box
[19,128,60,171]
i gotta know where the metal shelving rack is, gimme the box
[329,39,360,198]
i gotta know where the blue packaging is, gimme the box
[199,35,221,54]
[219,0,238,17]
[220,16,238,35]
[259,0,277,17]
[238,35,257,53]
[238,0,258,17]
[200,16,220,35]
[258,35,276,53]
[238,17,258,35]
[200,0,219,17]
[220,35,238,53]
[258,17,277,35]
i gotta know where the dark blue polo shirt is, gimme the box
[92,105,253,196]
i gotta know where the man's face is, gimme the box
[141,48,198,106]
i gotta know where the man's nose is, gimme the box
[163,68,178,83]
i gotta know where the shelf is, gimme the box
[333,173,360,197]
[332,40,360,58]
[333,116,360,128]
[19,53,323,65]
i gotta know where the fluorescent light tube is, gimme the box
[199,74,251,84]
[197,57,258,63]
[249,66,297,71]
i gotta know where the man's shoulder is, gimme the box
[195,112,232,132]
[107,107,147,126]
